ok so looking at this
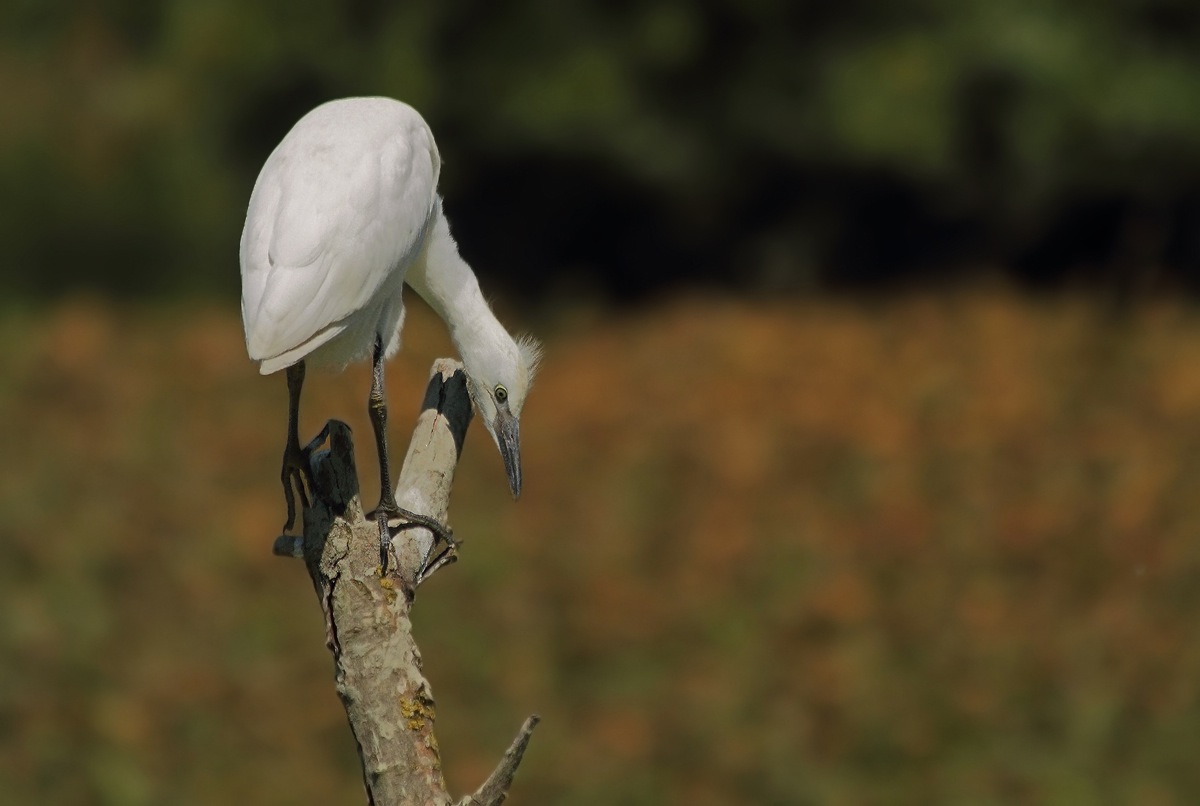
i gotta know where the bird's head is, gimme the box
[463,333,542,499]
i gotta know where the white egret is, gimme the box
[240,96,541,565]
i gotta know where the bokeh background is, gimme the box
[4,1,1200,803]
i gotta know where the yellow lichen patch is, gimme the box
[398,696,436,732]
[377,575,399,604]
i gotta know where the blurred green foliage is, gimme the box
[3,0,1200,296]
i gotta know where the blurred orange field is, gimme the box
[2,292,1200,804]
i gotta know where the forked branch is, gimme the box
[273,359,538,805]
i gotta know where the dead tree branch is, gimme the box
[273,358,538,805]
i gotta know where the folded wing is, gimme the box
[240,101,440,372]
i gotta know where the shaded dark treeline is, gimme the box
[3,0,1200,300]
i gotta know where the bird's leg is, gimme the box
[368,336,453,574]
[280,361,314,533]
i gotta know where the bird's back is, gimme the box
[240,97,441,374]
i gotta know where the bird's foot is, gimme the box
[374,502,454,577]
[415,536,460,587]
[279,426,329,534]
[280,446,311,534]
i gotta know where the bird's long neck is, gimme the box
[409,202,510,363]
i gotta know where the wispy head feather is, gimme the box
[516,333,543,387]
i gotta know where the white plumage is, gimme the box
[242,98,437,374]
[239,97,540,553]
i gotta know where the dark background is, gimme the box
[5,0,1200,301]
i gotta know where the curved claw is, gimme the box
[375,502,454,575]
[281,444,312,533]
[376,511,392,571]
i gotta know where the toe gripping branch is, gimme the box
[268,359,538,805]
[273,358,474,590]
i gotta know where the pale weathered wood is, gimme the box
[456,715,541,806]
[273,359,538,805]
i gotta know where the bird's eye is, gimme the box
[494,385,508,404]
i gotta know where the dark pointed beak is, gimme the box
[495,409,522,499]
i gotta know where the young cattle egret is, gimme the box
[240,96,541,565]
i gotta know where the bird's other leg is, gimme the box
[281,361,314,533]
[368,336,453,574]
